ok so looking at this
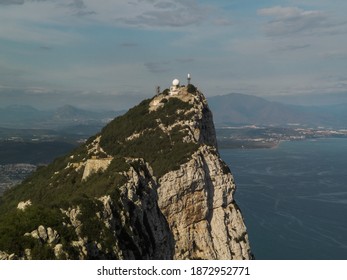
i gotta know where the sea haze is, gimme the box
[220,138,347,260]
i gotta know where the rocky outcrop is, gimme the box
[152,86,251,259]
[0,83,252,260]
[149,86,217,147]
[27,225,60,244]
[109,162,174,259]
[59,161,173,260]
[158,145,251,259]
[82,158,113,180]
[17,200,32,211]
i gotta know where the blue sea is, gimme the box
[220,138,347,260]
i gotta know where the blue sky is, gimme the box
[1,0,347,109]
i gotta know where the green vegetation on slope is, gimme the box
[0,155,129,258]
[0,204,78,259]
[100,96,199,177]
[0,92,201,258]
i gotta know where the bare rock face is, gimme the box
[158,146,251,259]
[82,158,113,180]
[111,162,174,259]
[0,251,10,260]
[59,162,174,260]
[17,200,32,211]
[26,225,60,244]
[155,87,252,259]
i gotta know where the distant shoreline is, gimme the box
[218,140,280,150]
[218,137,347,150]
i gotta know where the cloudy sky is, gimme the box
[1,0,347,109]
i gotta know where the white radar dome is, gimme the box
[172,79,180,86]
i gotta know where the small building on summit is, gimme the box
[169,79,180,96]
[149,75,196,111]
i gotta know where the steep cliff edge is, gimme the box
[158,145,250,259]
[0,83,252,260]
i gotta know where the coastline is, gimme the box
[220,138,347,259]
[217,139,281,150]
[218,137,347,150]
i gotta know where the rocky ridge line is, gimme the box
[0,84,252,259]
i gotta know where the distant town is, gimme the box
[1,123,347,194]
[216,125,347,149]
[0,164,36,195]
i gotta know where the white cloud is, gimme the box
[0,1,85,44]
[112,0,210,28]
[274,44,311,52]
[2,1,346,102]
[0,0,220,45]
[66,0,95,16]
[0,0,25,5]
[258,6,312,19]
[257,6,347,37]
[257,6,327,37]
[0,21,81,45]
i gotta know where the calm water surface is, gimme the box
[220,138,347,259]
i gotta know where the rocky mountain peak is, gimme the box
[149,84,217,147]
[0,83,252,260]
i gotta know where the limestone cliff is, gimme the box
[0,83,252,260]
[158,145,250,259]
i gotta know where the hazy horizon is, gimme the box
[2,90,347,112]
[1,0,347,110]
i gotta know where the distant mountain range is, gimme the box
[208,93,347,128]
[2,92,347,130]
[0,105,124,130]
[267,92,347,106]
